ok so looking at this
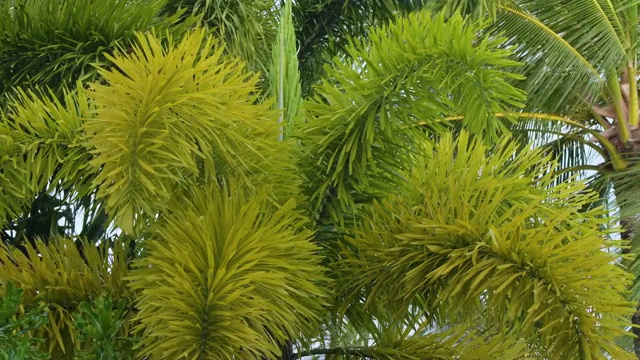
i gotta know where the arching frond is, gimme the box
[299,303,530,359]
[298,11,525,220]
[333,132,635,358]
[512,118,597,185]
[127,181,327,359]
[294,325,528,359]
[493,0,630,112]
[0,0,187,102]
[84,28,299,233]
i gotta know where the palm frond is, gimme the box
[513,120,594,182]
[297,10,525,221]
[428,0,516,19]
[294,326,529,359]
[300,302,531,359]
[84,28,299,233]
[127,181,327,359]
[0,87,93,227]
[493,0,630,113]
[0,0,186,102]
[333,131,635,358]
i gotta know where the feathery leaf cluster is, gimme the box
[333,132,634,358]
[127,183,326,359]
[0,238,130,354]
[299,11,525,221]
[85,28,292,232]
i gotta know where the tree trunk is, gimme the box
[611,171,640,357]
[622,215,640,358]
[633,309,640,358]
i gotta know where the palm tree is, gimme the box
[421,0,640,355]
[0,4,636,358]
[0,0,423,251]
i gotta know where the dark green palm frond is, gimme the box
[293,0,428,96]
[608,159,640,355]
[1,192,73,248]
[0,0,188,104]
[579,168,614,215]
[334,132,635,358]
[162,0,277,69]
[506,107,611,205]
[127,182,327,359]
[491,0,629,113]
[608,159,640,350]
[84,28,301,233]
[297,10,524,222]
[516,124,593,181]
[427,0,515,19]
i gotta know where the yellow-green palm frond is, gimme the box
[294,316,536,360]
[0,238,130,355]
[334,132,635,359]
[302,308,530,359]
[0,0,187,102]
[127,181,327,359]
[0,87,93,227]
[84,28,299,234]
[298,10,525,221]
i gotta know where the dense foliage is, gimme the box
[0,0,639,359]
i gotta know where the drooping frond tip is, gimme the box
[298,10,524,220]
[333,132,634,358]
